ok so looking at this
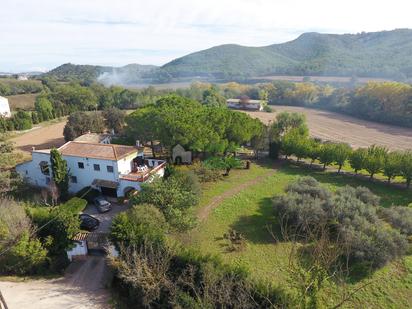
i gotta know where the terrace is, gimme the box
[119,159,166,182]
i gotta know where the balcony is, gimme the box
[119,159,166,182]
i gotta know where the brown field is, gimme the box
[254,75,391,83]
[244,106,412,151]
[10,120,66,153]
[7,93,38,111]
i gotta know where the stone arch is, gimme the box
[123,186,136,197]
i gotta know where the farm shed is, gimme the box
[172,144,192,164]
[67,232,89,261]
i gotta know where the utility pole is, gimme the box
[0,290,8,309]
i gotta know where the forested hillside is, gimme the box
[162,29,412,79]
[43,29,412,83]
[43,63,157,84]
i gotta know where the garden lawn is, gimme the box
[180,162,412,308]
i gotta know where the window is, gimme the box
[106,165,114,173]
[93,164,100,171]
[39,161,50,175]
[78,162,84,169]
[71,176,77,183]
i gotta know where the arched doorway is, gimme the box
[123,186,136,198]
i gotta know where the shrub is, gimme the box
[274,178,409,269]
[111,204,167,248]
[13,111,33,130]
[191,161,223,183]
[0,232,47,275]
[0,198,48,275]
[111,244,288,309]
[60,197,88,213]
[263,105,273,113]
[381,207,412,236]
[132,171,200,231]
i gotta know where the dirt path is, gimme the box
[244,106,412,151]
[197,163,281,221]
[10,120,66,153]
[0,256,111,309]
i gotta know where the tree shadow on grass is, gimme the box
[229,197,281,244]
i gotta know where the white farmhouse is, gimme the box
[227,96,263,111]
[0,96,11,118]
[16,141,166,197]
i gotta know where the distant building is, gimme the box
[16,140,166,197]
[17,75,28,81]
[226,96,263,111]
[0,96,11,118]
[74,133,112,144]
[172,144,192,164]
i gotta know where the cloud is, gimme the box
[1,0,412,71]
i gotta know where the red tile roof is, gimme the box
[58,141,138,160]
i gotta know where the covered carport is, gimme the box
[92,179,119,197]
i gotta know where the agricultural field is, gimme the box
[245,106,412,151]
[6,93,38,111]
[10,119,66,153]
[254,75,390,83]
[178,161,412,308]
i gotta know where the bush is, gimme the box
[263,105,273,113]
[13,111,33,130]
[274,177,409,269]
[191,161,223,183]
[111,244,288,309]
[132,171,200,231]
[381,207,412,236]
[0,198,48,275]
[28,200,82,273]
[111,204,168,248]
[0,232,48,275]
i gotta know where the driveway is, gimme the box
[83,199,131,232]
[0,256,111,309]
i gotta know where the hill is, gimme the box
[43,63,158,84]
[162,29,412,79]
[44,29,412,83]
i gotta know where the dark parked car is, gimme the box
[93,196,112,213]
[79,213,100,231]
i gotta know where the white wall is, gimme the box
[66,240,88,261]
[16,152,126,194]
[64,155,119,193]
[16,152,52,188]
[16,149,165,197]
[0,96,11,118]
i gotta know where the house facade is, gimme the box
[0,96,11,118]
[226,97,263,111]
[16,141,166,197]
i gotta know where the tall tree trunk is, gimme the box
[150,140,156,158]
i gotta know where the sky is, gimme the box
[1,0,412,72]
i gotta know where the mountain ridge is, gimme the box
[44,29,412,83]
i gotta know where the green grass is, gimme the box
[179,161,412,308]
